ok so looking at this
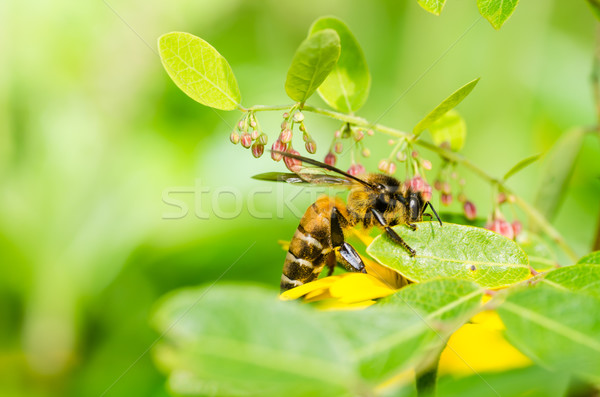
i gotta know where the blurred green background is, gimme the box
[1,0,599,396]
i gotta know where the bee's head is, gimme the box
[408,192,425,222]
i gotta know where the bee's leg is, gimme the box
[331,207,366,273]
[325,251,336,276]
[370,208,416,256]
[407,223,418,231]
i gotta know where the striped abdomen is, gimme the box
[280,197,347,291]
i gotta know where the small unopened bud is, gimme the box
[241,133,252,148]
[387,162,396,175]
[299,123,306,132]
[486,219,514,240]
[334,130,342,138]
[230,131,240,144]
[440,141,451,150]
[258,133,268,146]
[512,220,522,237]
[451,172,458,179]
[378,159,389,173]
[284,149,302,172]
[457,193,466,203]
[367,129,374,136]
[280,128,293,144]
[434,180,442,191]
[251,143,264,158]
[271,140,287,161]
[442,181,451,194]
[412,151,419,158]
[441,193,453,206]
[302,132,310,142]
[251,130,259,140]
[281,121,288,130]
[410,176,424,192]
[396,151,407,162]
[464,201,477,220]
[497,192,507,204]
[422,159,432,170]
[347,163,366,176]
[282,112,289,119]
[237,120,244,130]
[354,130,364,141]
[388,139,395,146]
[361,148,371,158]
[324,152,337,166]
[305,140,317,154]
[250,120,257,128]
[292,111,304,122]
[422,184,433,201]
[334,142,343,154]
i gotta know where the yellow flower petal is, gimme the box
[329,273,397,303]
[439,312,531,376]
[316,299,377,311]
[279,276,341,300]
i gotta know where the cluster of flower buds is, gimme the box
[403,175,432,201]
[271,110,316,168]
[230,113,268,158]
[322,125,372,169]
[432,162,478,221]
[485,193,521,240]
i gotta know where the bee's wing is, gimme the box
[252,168,355,187]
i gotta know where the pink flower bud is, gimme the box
[422,184,433,201]
[362,148,371,158]
[271,140,287,161]
[250,120,257,128]
[440,141,451,150]
[486,219,514,240]
[410,176,424,192]
[299,123,306,132]
[388,139,395,146]
[292,112,304,122]
[387,162,396,175]
[230,131,240,145]
[279,128,293,144]
[434,180,442,191]
[237,120,244,130]
[442,181,451,194]
[354,130,364,141]
[305,140,317,154]
[251,130,259,140]
[241,133,252,148]
[334,142,343,154]
[396,151,407,162]
[334,130,341,138]
[281,121,288,130]
[441,193,453,206]
[302,132,310,142]
[251,143,264,158]
[367,129,374,136]
[497,193,507,204]
[378,159,389,173]
[284,149,302,172]
[282,112,289,119]
[347,163,366,176]
[512,220,522,237]
[422,159,432,170]
[258,133,268,145]
[324,152,337,166]
[464,201,477,220]
[412,151,419,158]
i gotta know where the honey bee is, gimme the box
[253,151,442,291]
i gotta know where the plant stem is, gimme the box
[416,357,439,397]
[241,103,578,260]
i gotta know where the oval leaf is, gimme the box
[542,264,600,300]
[285,29,341,103]
[429,110,466,151]
[498,285,600,383]
[503,153,543,181]
[366,222,530,288]
[577,250,600,265]
[516,231,558,272]
[413,78,480,136]
[158,32,241,110]
[533,128,586,221]
[152,284,358,396]
[310,17,371,113]
[417,0,447,16]
[330,279,483,380]
[477,0,520,30]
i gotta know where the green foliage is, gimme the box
[310,17,371,113]
[477,0,520,30]
[534,128,586,221]
[516,231,557,272]
[285,29,341,104]
[417,0,447,16]
[588,0,600,20]
[543,264,600,299]
[577,250,600,265]
[158,32,241,110]
[413,78,480,136]
[366,222,530,288]
[498,283,600,383]
[503,153,543,181]
[428,110,466,151]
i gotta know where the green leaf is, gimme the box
[330,279,483,381]
[428,110,466,151]
[516,231,558,272]
[285,29,341,103]
[310,17,371,113]
[152,284,359,396]
[587,0,600,21]
[158,32,241,111]
[413,78,480,136]
[417,0,447,16]
[477,0,520,30]
[366,222,530,289]
[577,250,600,265]
[503,153,543,181]
[533,128,586,221]
[542,264,600,300]
[498,285,600,383]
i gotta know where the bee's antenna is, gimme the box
[425,201,443,226]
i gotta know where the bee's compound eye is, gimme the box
[376,183,386,191]
[409,196,420,221]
